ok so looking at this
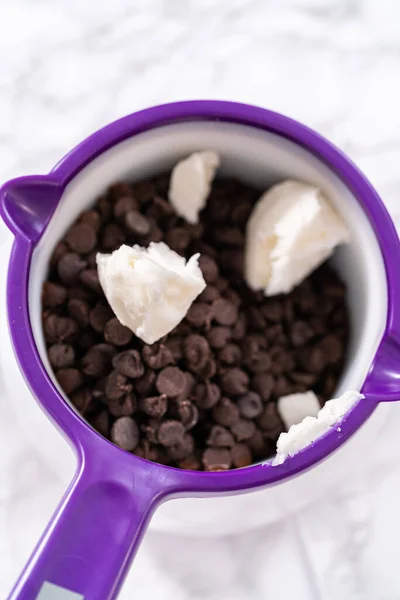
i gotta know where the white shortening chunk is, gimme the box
[277,390,320,430]
[168,151,220,224]
[245,180,350,296]
[273,390,364,465]
[97,242,206,344]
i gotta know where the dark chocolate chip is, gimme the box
[290,321,315,347]
[89,304,114,333]
[108,392,137,417]
[67,298,89,326]
[44,315,78,343]
[58,252,87,285]
[198,255,219,283]
[186,303,213,328]
[105,371,132,400]
[198,285,220,303]
[48,344,75,369]
[91,411,110,438]
[212,298,238,326]
[42,282,67,307]
[135,370,156,396]
[56,368,83,395]
[104,318,133,346]
[206,327,231,349]
[102,224,125,250]
[212,397,240,427]
[156,366,187,397]
[81,346,113,377]
[207,425,235,448]
[66,222,97,254]
[114,196,138,218]
[112,350,145,378]
[124,210,151,237]
[231,419,256,441]
[237,391,263,419]
[202,447,232,471]
[79,210,101,232]
[70,387,92,414]
[218,343,242,366]
[158,419,185,447]
[172,400,199,430]
[193,382,221,409]
[141,394,168,418]
[183,334,211,373]
[111,416,139,451]
[257,403,283,436]
[80,269,102,294]
[231,443,252,468]
[221,368,249,396]
[165,227,191,252]
[251,373,274,401]
[167,433,194,461]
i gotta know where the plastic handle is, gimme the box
[8,456,164,600]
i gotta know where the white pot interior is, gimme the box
[30,120,388,428]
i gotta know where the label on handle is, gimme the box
[36,582,84,600]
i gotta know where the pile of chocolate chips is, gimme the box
[42,174,349,471]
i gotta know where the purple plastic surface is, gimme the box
[2,100,400,599]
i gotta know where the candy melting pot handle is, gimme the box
[8,466,160,600]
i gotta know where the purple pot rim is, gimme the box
[3,99,400,494]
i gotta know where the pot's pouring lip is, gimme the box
[2,99,400,493]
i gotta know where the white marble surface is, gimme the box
[2,0,400,598]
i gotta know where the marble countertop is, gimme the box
[2,1,400,598]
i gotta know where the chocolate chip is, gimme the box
[251,373,274,402]
[141,394,168,418]
[135,370,156,396]
[58,252,87,285]
[290,371,318,386]
[163,337,183,361]
[231,419,256,441]
[124,210,151,237]
[186,303,213,328]
[273,376,294,397]
[218,343,241,366]
[246,351,272,374]
[290,321,315,347]
[198,285,220,303]
[221,368,249,396]
[108,182,133,200]
[202,447,232,471]
[212,397,240,427]
[212,298,238,326]
[91,411,110,438]
[167,433,194,461]
[133,179,156,203]
[183,334,211,373]
[89,304,114,333]
[78,329,97,351]
[165,227,190,252]
[70,387,92,414]
[112,350,144,378]
[114,196,138,219]
[237,392,263,419]
[44,315,78,343]
[66,223,97,254]
[178,455,201,470]
[248,428,270,457]
[156,366,187,397]
[231,313,247,340]
[231,443,252,468]
[158,419,185,447]
[214,227,244,247]
[42,282,67,307]
[79,210,101,231]
[257,403,283,437]
[48,344,75,369]
[98,197,112,221]
[172,400,199,430]
[104,318,133,346]
[50,241,68,269]
[298,346,327,373]
[318,335,343,364]
[207,425,235,448]
[105,371,132,400]
[193,382,221,409]
[198,255,219,283]
[67,298,89,326]
[102,224,125,250]
[261,299,283,323]
[108,392,137,417]
[57,368,83,395]
[80,269,102,294]
[111,417,139,451]
[81,346,113,377]
[206,327,231,349]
